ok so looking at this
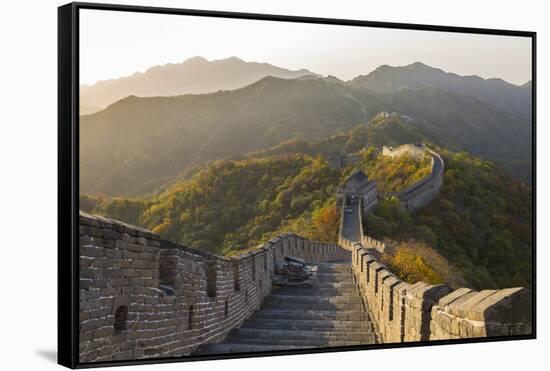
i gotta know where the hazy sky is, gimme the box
[80,9,532,86]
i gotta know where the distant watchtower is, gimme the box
[337,170,378,214]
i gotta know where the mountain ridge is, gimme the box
[80,60,532,197]
[80,56,319,108]
[81,58,531,116]
[350,62,531,116]
[80,76,531,197]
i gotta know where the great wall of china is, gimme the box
[338,197,531,343]
[79,211,351,362]
[78,145,532,362]
[382,144,445,211]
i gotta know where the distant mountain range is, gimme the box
[81,57,531,118]
[80,56,318,109]
[80,77,378,196]
[80,59,532,197]
[350,62,531,117]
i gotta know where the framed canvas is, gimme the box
[58,2,536,368]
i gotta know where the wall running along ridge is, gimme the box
[383,145,445,211]
[79,211,350,363]
[337,202,532,343]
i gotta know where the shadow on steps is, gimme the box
[194,262,379,355]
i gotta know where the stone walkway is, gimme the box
[342,198,361,242]
[195,262,378,354]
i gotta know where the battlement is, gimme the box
[345,243,532,342]
[382,143,427,160]
[78,211,350,362]
[384,145,445,211]
[337,189,532,343]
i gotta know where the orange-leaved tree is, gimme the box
[312,202,340,243]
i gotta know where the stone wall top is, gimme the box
[80,211,338,265]
[382,144,427,160]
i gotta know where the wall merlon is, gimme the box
[468,287,531,323]
[428,286,532,339]
[437,288,474,308]
[392,281,409,294]
[409,283,452,303]
[383,276,401,290]
[377,269,394,285]
[445,290,496,318]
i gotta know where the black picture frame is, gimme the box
[58,2,537,369]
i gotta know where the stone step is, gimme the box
[261,293,364,311]
[223,336,377,347]
[253,308,370,322]
[316,274,355,283]
[325,259,352,264]
[304,282,357,289]
[316,264,352,273]
[229,327,372,340]
[195,343,306,355]
[264,294,363,305]
[316,272,354,278]
[272,288,358,297]
[192,257,380,356]
[262,301,363,311]
[241,318,375,332]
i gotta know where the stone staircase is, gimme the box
[195,262,378,354]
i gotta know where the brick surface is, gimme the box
[79,212,352,363]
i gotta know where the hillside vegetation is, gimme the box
[82,155,341,255]
[81,115,532,290]
[380,241,466,289]
[360,150,432,193]
[80,126,431,255]
[80,78,383,196]
[365,149,532,289]
[80,67,531,197]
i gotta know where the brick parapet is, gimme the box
[79,211,350,362]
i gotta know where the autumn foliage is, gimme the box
[383,246,443,285]
[312,204,340,243]
[382,241,466,288]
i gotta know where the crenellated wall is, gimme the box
[79,211,350,363]
[340,241,532,343]
[382,144,426,160]
[384,145,445,212]
[429,287,532,339]
[336,147,531,344]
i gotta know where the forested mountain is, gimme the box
[80,77,385,196]
[80,56,317,108]
[367,149,532,289]
[80,117,532,289]
[81,74,531,197]
[350,62,532,117]
[381,87,532,181]
[79,118,434,257]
